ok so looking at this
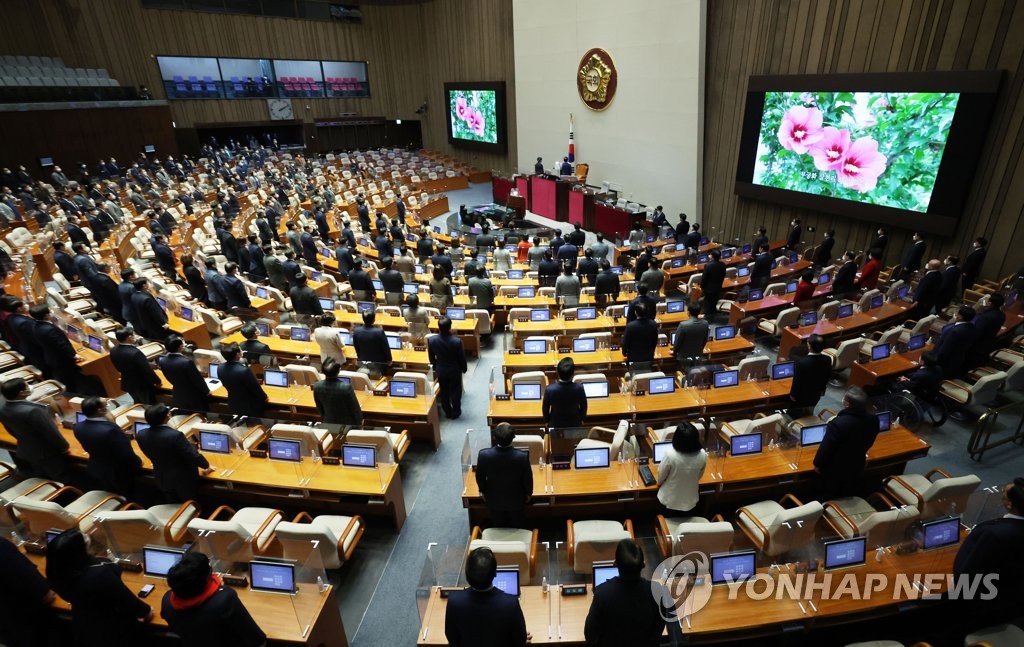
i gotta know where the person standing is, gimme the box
[181,255,208,304]
[158,337,210,414]
[130,278,169,342]
[474,423,533,528]
[936,255,962,312]
[221,262,252,309]
[701,249,726,318]
[932,305,978,379]
[555,263,581,305]
[313,311,347,366]
[110,328,161,405]
[622,301,659,366]
[218,344,268,417]
[967,293,1006,367]
[813,386,879,500]
[542,358,587,429]
[0,535,54,647]
[468,265,495,313]
[960,237,987,295]
[910,259,943,318]
[590,232,611,264]
[673,304,708,366]
[73,396,141,499]
[854,248,882,291]
[526,236,546,270]
[428,317,468,419]
[656,422,707,515]
[289,273,323,317]
[136,403,212,502]
[352,310,392,375]
[31,303,85,393]
[872,227,888,260]
[594,260,620,309]
[750,243,773,291]
[815,229,836,266]
[238,323,271,363]
[0,377,71,481]
[786,218,802,251]
[577,248,599,285]
[312,359,363,426]
[832,251,858,296]
[900,232,927,280]
[445,547,528,647]
[789,334,832,417]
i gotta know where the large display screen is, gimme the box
[444,82,507,152]
[735,72,1002,236]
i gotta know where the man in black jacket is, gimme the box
[750,243,773,291]
[110,328,161,405]
[936,255,961,312]
[831,251,858,297]
[789,334,832,417]
[221,262,251,309]
[152,233,177,281]
[31,304,84,393]
[312,359,363,425]
[245,234,266,281]
[537,251,560,287]
[815,229,836,266]
[622,301,658,366]
[157,337,210,413]
[900,232,927,280]
[352,310,392,374]
[960,237,987,295]
[119,268,139,329]
[218,344,268,418]
[347,258,374,300]
[594,260,620,308]
[577,248,599,285]
[377,256,405,305]
[238,323,271,364]
[72,242,101,290]
[933,305,978,379]
[673,304,709,366]
[289,273,323,316]
[281,250,302,291]
[911,259,943,318]
[73,396,141,498]
[444,547,528,647]
[967,293,1006,367]
[0,377,71,480]
[215,220,239,263]
[137,403,212,502]
[701,249,727,318]
[474,422,533,527]
[416,230,435,262]
[162,552,265,647]
[813,386,879,499]
[130,278,169,341]
[542,358,587,429]
[91,262,123,322]
[428,317,468,419]
[683,223,702,251]
[53,241,77,281]
[786,218,802,251]
[752,226,769,253]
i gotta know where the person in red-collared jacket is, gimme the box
[794,269,816,303]
[855,248,882,290]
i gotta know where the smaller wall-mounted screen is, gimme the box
[158,56,224,99]
[322,61,370,98]
[444,82,507,152]
[219,58,275,98]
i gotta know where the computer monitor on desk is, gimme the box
[572,337,596,353]
[870,344,891,361]
[648,376,676,394]
[799,424,827,447]
[179,307,194,322]
[799,311,818,327]
[507,269,524,279]
[593,563,617,587]
[907,333,926,351]
[263,369,289,387]
[530,309,550,321]
[582,381,608,398]
[199,430,231,454]
[386,335,402,350]
[342,443,376,467]
[523,339,547,354]
[208,363,221,379]
[389,380,416,398]
[714,325,736,340]
[666,300,685,314]
[249,560,297,594]
[837,303,854,319]
[517,286,535,298]
[671,257,685,268]
[143,546,185,578]
[713,370,739,388]
[512,383,541,400]
[576,307,597,320]
[710,551,756,585]
[255,287,268,299]
[268,438,302,462]
[446,307,466,320]
[290,327,310,342]
[921,516,961,550]
[771,361,795,380]
[318,298,335,311]
[824,537,866,570]
[87,335,104,352]
[574,446,610,469]
[492,568,520,597]
[877,411,891,431]
[730,433,762,456]
[653,441,671,464]
[737,267,750,278]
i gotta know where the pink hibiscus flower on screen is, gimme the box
[810,127,851,171]
[455,96,470,122]
[836,137,888,192]
[777,105,824,154]
[468,109,486,136]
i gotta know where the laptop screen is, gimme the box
[318,297,335,311]
[771,361,795,379]
[837,303,854,319]
[593,563,618,587]
[648,376,675,394]
[877,410,891,432]
[870,344,890,361]
[372,279,384,291]
[922,516,961,550]
[446,307,466,320]
[87,335,104,352]
[290,327,311,342]
[710,551,756,585]
[671,257,684,268]
[870,294,884,309]
[818,273,831,285]
[507,269,524,279]
[577,307,597,320]
[611,266,623,275]
[523,339,547,354]
[799,311,818,326]
[342,443,376,467]
[573,337,596,353]
[737,267,750,277]
[249,560,296,594]
[824,537,867,570]
[582,381,608,398]
[575,446,610,469]
[742,244,752,254]
[907,333,926,351]
[389,380,416,397]
[357,301,376,315]
[530,309,550,321]
[714,326,736,340]
[143,545,185,578]
[179,307,194,321]
[256,287,268,299]
[492,568,520,597]
[517,286,535,298]
[386,335,402,350]
[653,441,671,464]
[199,430,231,454]
[800,424,827,447]
[264,369,289,387]
[208,363,221,379]
[713,370,739,388]
[666,300,685,313]
[402,284,418,295]
[256,322,270,336]
[338,331,353,346]
[512,383,541,400]
[730,433,762,456]
[268,438,302,462]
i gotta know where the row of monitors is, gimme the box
[489,516,962,597]
[144,545,298,594]
[208,362,416,397]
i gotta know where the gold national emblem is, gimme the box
[577,48,617,111]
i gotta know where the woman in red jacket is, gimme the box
[794,269,816,302]
[856,248,882,290]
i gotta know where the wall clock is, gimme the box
[267,98,294,120]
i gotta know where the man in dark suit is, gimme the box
[110,328,161,405]
[559,157,572,175]
[961,237,987,295]
[300,226,320,268]
[238,323,271,364]
[353,310,392,374]
[374,228,394,260]
[428,317,468,419]
[5,300,41,371]
[157,337,210,413]
[537,251,560,287]
[815,229,836,266]
[0,378,72,481]
[430,247,454,277]
[932,305,978,379]
[416,231,435,261]
[752,226,769,253]
[556,239,579,270]
[281,250,302,291]
[533,156,544,174]
[31,304,84,393]
[73,396,141,498]
[52,241,77,281]
[221,262,251,309]
[786,218,802,251]
[831,251,858,296]
[130,278,169,342]
[577,248,599,285]
[182,255,208,304]
[152,233,177,281]
[347,258,374,300]
[622,301,658,365]
[377,256,405,305]
[542,358,587,429]
[263,246,288,292]
[585,539,675,647]
[701,249,726,318]
[72,242,101,290]
[683,223,702,251]
[218,344,268,418]
[245,234,267,281]
[445,546,528,646]
[968,293,1006,367]
[312,359,363,426]
[626,284,659,324]
[66,217,89,247]
[789,334,832,417]
[911,259,943,318]
[750,243,773,291]
[289,273,323,316]
[474,422,533,528]
[813,386,879,499]
[900,232,927,280]
[136,403,212,502]
[673,304,709,366]
[936,255,961,312]
[90,262,123,322]
[953,477,1024,628]
[566,223,586,247]
[594,260,620,308]
[215,220,239,263]
[897,352,943,401]
[872,228,888,259]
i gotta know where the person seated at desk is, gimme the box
[813,386,878,500]
[0,535,55,647]
[221,262,252,310]
[594,260,620,308]
[793,268,816,303]
[137,403,212,503]
[0,376,72,482]
[313,358,363,426]
[555,262,581,305]
[239,323,271,364]
[543,357,587,429]
[577,248,599,285]
[622,300,658,366]
[895,351,943,402]
[832,251,858,296]
[445,546,528,647]
[162,551,266,647]
[219,343,268,418]
[111,327,162,405]
[657,421,707,516]
[789,334,831,418]
[559,156,573,176]
[584,539,676,647]
[74,395,142,499]
[353,310,393,376]
[526,236,546,270]
[673,304,708,366]
[46,528,154,647]
[537,251,559,287]
[158,336,210,414]
[290,272,323,317]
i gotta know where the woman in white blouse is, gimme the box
[656,422,707,514]
[312,311,347,366]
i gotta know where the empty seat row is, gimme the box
[0,77,119,87]
[0,55,65,68]
[0,66,109,79]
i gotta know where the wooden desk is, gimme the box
[218,331,436,371]
[501,339,754,376]
[779,302,911,360]
[22,551,348,646]
[849,345,930,388]
[728,284,835,326]
[74,344,124,398]
[167,311,213,349]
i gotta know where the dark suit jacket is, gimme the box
[74,253,101,288]
[475,445,533,512]
[216,228,239,262]
[428,333,467,377]
[290,285,323,315]
[751,252,773,285]
[937,265,961,305]
[153,242,176,277]
[813,408,879,496]
[787,225,802,248]
[240,339,271,363]
[221,275,251,308]
[912,269,942,315]
[131,291,168,339]
[110,343,160,394]
[353,325,392,366]
[160,583,266,647]
[73,417,142,494]
[790,353,832,407]
[933,322,977,378]
[683,231,701,250]
[622,318,659,363]
[264,254,288,291]
[300,233,319,266]
[701,260,726,295]
[902,240,926,273]
[184,265,208,302]
[157,353,210,412]
[119,281,138,325]
[815,237,835,266]
[832,261,858,295]
[379,268,404,294]
[54,250,77,280]
[9,313,45,370]
[585,576,671,647]
[594,271,620,299]
[673,317,709,361]
[953,516,1024,618]
[35,319,79,384]
[444,587,527,647]
[218,361,268,416]
[542,380,587,428]
[282,259,302,290]
[970,308,1006,358]
[348,269,373,295]
[961,247,986,282]
[0,399,69,477]
[312,378,363,425]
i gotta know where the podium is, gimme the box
[530,175,573,221]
